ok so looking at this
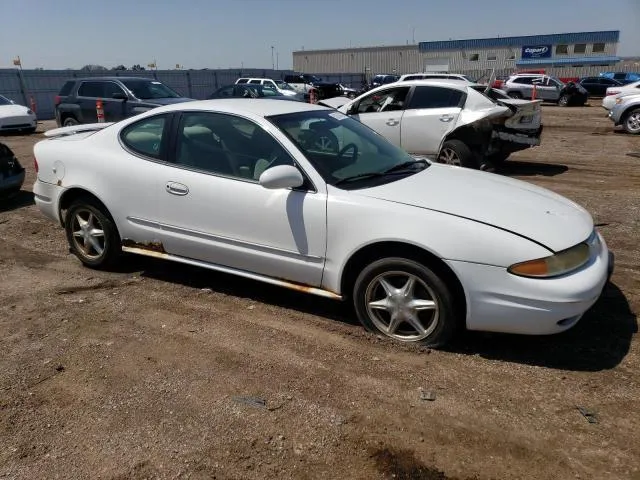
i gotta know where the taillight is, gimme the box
[34,157,39,174]
[54,95,61,105]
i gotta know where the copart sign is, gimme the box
[521,45,552,59]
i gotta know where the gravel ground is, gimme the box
[1,106,639,480]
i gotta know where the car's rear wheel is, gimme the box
[558,94,570,107]
[65,198,121,269]
[508,91,523,99]
[623,108,640,134]
[353,258,458,347]
[438,140,477,168]
[63,116,79,127]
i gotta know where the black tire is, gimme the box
[438,139,478,169]
[65,197,121,269]
[508,91,523,99]
[353,257,459,347]
[63,116,79,127]
[622,108,640,135]
[558,95,570,107]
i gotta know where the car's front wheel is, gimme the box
[623,108,640,134]
[558,94,571,107]
[65,198,121,269]
[353,258,458,347]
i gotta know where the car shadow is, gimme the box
[446,282,636,372]
[108,256,635,370]
[0,190,34,213]
[498,160,568,177]
[112,254,357,326]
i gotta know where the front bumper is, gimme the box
[446,232,611,335]
[0,115,37,132]
[0,169,25,194]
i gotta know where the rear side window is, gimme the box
[236,79,248,84]
[248,79,261,84]
[59,81,75,96]
[408,86,465,109]
[513,77,534,85]
[77,81,105,97]
[120,115,167,159]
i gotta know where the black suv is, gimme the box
[54,77,193,126]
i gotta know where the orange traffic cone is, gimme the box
[96,99,105,123]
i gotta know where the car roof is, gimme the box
[385,79,469,91]
[149,98,328,117]
[73,76,156,82]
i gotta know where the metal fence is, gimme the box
[0,69,367,120]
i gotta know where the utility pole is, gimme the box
[271,46,275,70]
[276,52,279,70]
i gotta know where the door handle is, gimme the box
[166,182,189,196]
[386,119,399,126]
[439,115,454,123]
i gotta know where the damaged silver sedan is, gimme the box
[319,79,542,169]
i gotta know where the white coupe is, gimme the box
[33,99,613,346]
[0,95,37,133]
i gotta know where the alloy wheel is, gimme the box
[626,112,640,133]
[365,271,440,342]
[71,209,106,260]
[438,147,461,166]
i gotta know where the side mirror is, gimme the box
[259,165,304,190]
[346,103,358,115]
[112,92,128,100]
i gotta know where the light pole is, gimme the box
[271,46,275,70]
[276,52,279,70]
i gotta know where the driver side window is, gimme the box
[174,112,294,181]
[356,87,410,114]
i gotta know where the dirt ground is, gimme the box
[1,105,639,480]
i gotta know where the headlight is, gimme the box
[508,236,596,278]
[615,97,625,105]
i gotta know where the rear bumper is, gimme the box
[33,179,65,224]
[492,124,543,153]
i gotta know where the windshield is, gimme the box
[0,95,13,105]
[267,110,427,189]
[275,80,294,91]
[121,80,181,99]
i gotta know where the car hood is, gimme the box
[0,104,32,117]
[143,97,193,106]
[354,164,593,252]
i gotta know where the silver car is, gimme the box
[608,93,640,134]
[502,74,588,106]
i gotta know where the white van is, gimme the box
[234,78,298,97]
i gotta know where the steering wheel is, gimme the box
[337,143,358,161]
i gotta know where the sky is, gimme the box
[1,0,639,70]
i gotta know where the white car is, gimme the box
[33,100,612,347]
[325,80,542,168]
[0,95,37,133]
[398,73,474,83]
[603,81,640,110]
[235,78,298,97]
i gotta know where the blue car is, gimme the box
[0,142,25,198]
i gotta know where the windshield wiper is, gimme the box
[334,160,428,186]
[381,159,429,174]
